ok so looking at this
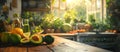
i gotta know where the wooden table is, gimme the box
[47,33,77,41]
[0,36,112,52]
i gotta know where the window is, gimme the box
[51,0,106,23]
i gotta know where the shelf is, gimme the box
[23,8,50,12]
[22,0,51,12]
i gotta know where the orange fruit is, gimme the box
[78,29,86,33]
[11,28,24,37]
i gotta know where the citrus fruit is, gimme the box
[11,28,24,37]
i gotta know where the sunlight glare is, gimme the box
[66,0,73,3]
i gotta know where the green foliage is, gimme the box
[107,0,120,31]
[40,13,55,29]
[21,12,32,19]
[63,9,77,24]
[30,12,42,26]
[104,16,113,28]
[76,6,86,23]
[92,22,111,31]
[53,17,64,29]
[32,26,43,34]
[106,0,111,4]
[106,0,115,8]
[87,14,111,31]
[87,14,96,24]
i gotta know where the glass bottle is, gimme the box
[13,18,21,28]
[22,19,30,33]
[12,13,21,28]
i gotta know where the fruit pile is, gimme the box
[0,28,54,46]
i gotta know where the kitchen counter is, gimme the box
[47,33,75,36]
[47,33,77,41]
[0,36,112,52]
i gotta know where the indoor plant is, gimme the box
[63,9,77,25]
[53,17,64,33]
[40,13,55,33]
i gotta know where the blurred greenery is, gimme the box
[87,14,112,31]
[63,9,77,25]
[40,13,55,29]
[106,0,120,31]
[53,17,64,30]
[21,12,32,19]
[32,26,43,34]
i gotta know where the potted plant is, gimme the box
[40,13,55,33]
[53,17,64,33]
[63,9,77,25]
[88,15,111,32]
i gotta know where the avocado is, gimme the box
[1,32,11,43]
[10,33,21,44]
[21,37,30,43]
[30,35,43,45]
[44,35,54,44]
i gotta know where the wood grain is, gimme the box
[0,48,4,52]
[48,36,112,52]
[17,47,27,52]
[3,47,17,52]
[28,46,51,52]
[0,35,113,52]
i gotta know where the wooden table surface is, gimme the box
[47,33,76,36]
[0,36,112,52]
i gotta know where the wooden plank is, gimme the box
[47,33,77,41]
[0,47,4,52]
[3,47,17,52]
[28,46,51,52]
[47,33,75,36]
[16,47,27,52]
[48,36,112,52]
[0,35,113,52]
[3,47,27,52]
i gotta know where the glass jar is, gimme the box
[22,19,30,33]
